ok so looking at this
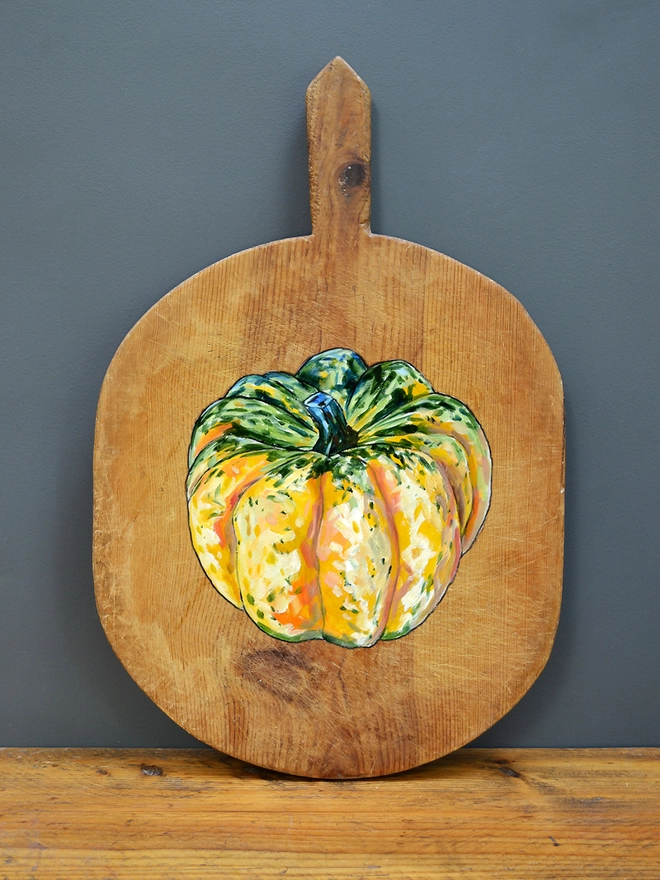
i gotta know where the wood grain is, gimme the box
[1,749,657,879]
[93,58,564,777]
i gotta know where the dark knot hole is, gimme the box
[339,162,367,190]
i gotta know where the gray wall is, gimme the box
[2,1,658,749]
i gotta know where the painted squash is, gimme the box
[187,349,491,647]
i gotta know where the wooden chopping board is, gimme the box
[93,58,564,779]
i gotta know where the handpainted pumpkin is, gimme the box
[187,349,491,647]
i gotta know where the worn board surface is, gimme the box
[1,748,658,879]
[93,59,564,777]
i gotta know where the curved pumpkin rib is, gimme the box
[360,433,474,540]
[296,348,367,410]
[263,371,321,402]
[346,361,434,432]
[187,436,288,501]
[224,374,318,431]
[361,394,491,553]
[189,423,234,466]
[232,456,325,642]
[315,456,398,648]
[189,395,317,467]
[188,447,296,607]
[367,449,461,641]
[420,417,490,553]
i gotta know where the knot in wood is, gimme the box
[339,162,367,193]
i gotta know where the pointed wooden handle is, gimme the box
[306,57,371,240]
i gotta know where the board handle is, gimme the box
[306,57,371,241]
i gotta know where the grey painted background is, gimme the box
[1,1,658,750]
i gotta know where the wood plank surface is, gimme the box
[93,58,564,778]
[0,748,657,878]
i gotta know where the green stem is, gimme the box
[305,392,357,456]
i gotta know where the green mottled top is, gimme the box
[188,347,486,483]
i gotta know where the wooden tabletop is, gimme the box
[0,748,657,878]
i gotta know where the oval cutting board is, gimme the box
[93,58,564,778]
